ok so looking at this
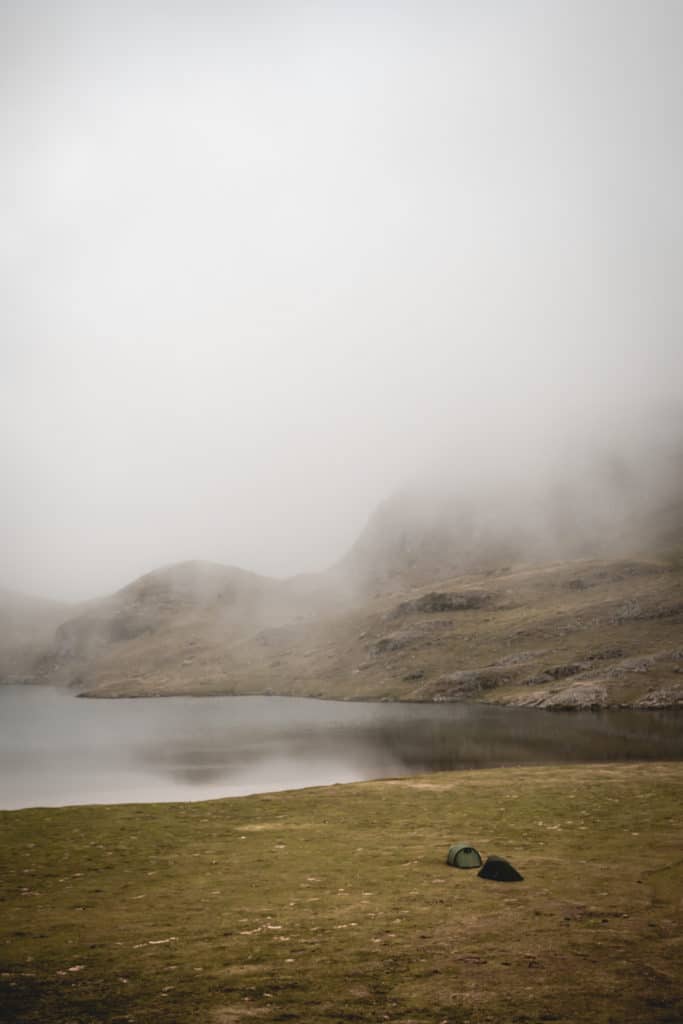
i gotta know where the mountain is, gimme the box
[3,442,682,708]
[29,559,348,693]
[332,446,683,596]
[13,549,681,710]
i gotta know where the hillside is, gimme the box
[19,553,681,709]
[29,560,346,691]
[331,445,683,596]
[4,447,683,709]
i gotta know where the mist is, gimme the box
[2,1,682,602]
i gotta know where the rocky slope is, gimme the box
[29,560,346,692]
[16,553,682,709]
[331,449,683,597]
[4,447,682,708]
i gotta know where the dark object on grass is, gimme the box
[446,843,482,868]
[478,855,523,882]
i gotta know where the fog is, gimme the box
[2,1,682,602]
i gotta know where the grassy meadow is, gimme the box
[1,762,682,1023]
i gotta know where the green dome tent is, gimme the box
[446,843,482,869]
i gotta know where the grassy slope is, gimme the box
[80,556,683,708]
[1,763,681,1023]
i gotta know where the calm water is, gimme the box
[1,685,681,809]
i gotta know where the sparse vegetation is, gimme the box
[26,555,681,710]
[1,763,681,1023]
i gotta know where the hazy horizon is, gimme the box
[3,1,682,602]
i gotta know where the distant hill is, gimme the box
[331,446,683,596]
[3,440,682,709]
[30,554,683,710]
[0,589,71,683]
[29,560,348,694]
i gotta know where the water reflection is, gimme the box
[0,686,681,808]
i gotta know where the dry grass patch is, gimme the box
[1,762,682,1023]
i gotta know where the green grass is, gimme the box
[1,763,682,1023]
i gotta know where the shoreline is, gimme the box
[4,677,683,710]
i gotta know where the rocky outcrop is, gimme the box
[429,669,506,701]
[634,687,683,708]
[511,681,610,711]
[369,629,432,655]
[389,590,493,618]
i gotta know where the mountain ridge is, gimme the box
[3,452,682,709]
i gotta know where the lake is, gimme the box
[1,685,681,809]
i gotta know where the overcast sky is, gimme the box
[2,0,682,601]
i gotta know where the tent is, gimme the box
[446,843,483,869]
[477,855,523,882]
